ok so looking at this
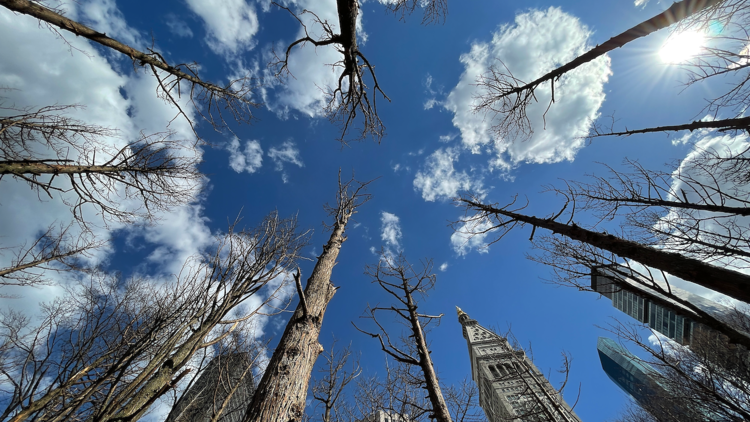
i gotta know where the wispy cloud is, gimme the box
[268,140,304,183]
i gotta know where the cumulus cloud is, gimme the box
[413,148,483,202]
[439,262,448,272]
[268,140,304,182]
[0,3,205,308]
[165,13,194,38]
[227,137,263,173]
[82,0,144,48]
[186,0,259,56]
[443,7,611,172]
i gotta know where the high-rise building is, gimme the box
[597,337,711,421]
[357,410,410,422]
[457,307,581,422]
[591,266,741,345]
[166,353,256,422]
[596,337,665,405]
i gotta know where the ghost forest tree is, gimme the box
[458,0,750,419]
[0,1,455,422]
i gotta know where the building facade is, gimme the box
[166,353,256,422]
[457,307,581,422]
[596,337,665,405]
[591,266,742,345]
[357,410,410,422]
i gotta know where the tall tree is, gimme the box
[307,338,361,422]
[244,175,371,422]
[0,0,258,135]
[353,253,452,422]
[607,316,750,421]
[457,194,750,350]
[0,213,305,422]
[272,1,389,143]
[0,223,102,290]
[473,0,734,141]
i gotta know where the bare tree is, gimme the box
[0,223,103,290]
[586,115,750,140]
[349,359,433,422]
[272,1,390,143]
[458,194,750,304]
[165,337,267,422]
[244,174,371,422]
[0,212,305,422]
[0,0,259,136]
[385,0,448,25]
[442,378,486,422]
[308,338,361,422]
[606,320,750,421]
[473,0,725,141]
[353,253,452,422]
[1,101,203,227]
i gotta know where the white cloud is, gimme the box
[0,4,205,307]
[380,212,403,252]
[451,215,496,256]
[413,148,483,202]
[439,262,448,272]
[259,0,350,119]
[165,13,194,38]
[227,137,263,173]
[185,0,259,56]
[268,140,303,183]
[423,72,443,110]
[653,132,750,307]
[443,7,611,173]
[82,0,144,48]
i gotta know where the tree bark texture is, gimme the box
[244,214,352,421]
[405,288,452,422]
[1,161,124,175]
[464,200,750,304]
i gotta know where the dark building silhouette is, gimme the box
[166,353,256,422]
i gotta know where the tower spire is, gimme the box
[456,306,466,319]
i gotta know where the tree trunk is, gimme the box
[464,199,750,303]
[0,0,232,99]
[0,161,125,175]
[582,195,750,216]
[405,287,452,422]
[502,0,724,98]
[244,212,352,422]
[590,115,750,139]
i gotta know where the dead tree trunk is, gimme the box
[404,279,452,422]
[486,0,725,102]
[244,176,371,422]
[461,197,750,304]
[0,0,258,133]
[354,254,452,422]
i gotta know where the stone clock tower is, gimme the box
[457,307,581,422]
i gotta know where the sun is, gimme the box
[659,30,706,64]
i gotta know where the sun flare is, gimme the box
[660,30,706,64]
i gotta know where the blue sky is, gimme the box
[0,0,745,420]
